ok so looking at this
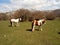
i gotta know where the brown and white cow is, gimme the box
[32,19,46,32]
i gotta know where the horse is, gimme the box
[32,18,46,32]
[10,18,21,27]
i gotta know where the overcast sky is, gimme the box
[0,0,60,12]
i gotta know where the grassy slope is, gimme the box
[0,20,60,45]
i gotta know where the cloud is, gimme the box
[0,4,11,12]
[0,0,60,12]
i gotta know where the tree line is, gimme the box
[0,9,60,21]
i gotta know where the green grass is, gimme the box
[0,20,60,45]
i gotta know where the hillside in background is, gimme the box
[52,9,60,17]
[0,9,60,21]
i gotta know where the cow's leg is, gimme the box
[12,22,14,26]
[10,21,12,26]
[38,26,40,31]
[40,26,42,31]
[38,22,42,31]
[16,22,19,26]
[32,25,35,32]
[32,23,35,32]
[38,25,42,31]
[40,23,42,31]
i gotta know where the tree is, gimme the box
[46,12,56,20]
[0,13,7,20]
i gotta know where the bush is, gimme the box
[28,17,34,21]
[46,13,56,20]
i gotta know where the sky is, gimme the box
[0,0,60,12]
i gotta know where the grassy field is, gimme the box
[0,20,60,45]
